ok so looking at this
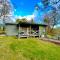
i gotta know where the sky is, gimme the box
[10,0,53,24]
[11,0,40,16]
[11,0,47,23]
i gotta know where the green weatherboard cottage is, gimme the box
[5,22,47,38]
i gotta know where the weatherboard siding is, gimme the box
[5,25,18,36]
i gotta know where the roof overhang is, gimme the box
[5,22,47,27]
[18,22,47,27]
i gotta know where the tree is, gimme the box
[44,15,56,36]
[35,4,40,11]
[16,18,20,23]
[16,18,35,24]
[49,0,60,28]
[0,0,13,30]
[44,6,60,36]
[42,0,49,8]
[16,18,27,23]
[30,18,35,24]
[44,0,60,28]
[0,0,13,23]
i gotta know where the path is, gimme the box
[40,38,60,45]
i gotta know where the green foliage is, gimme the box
[16,18,27,23]
[54,28,60,36]
[31,19,35,24]
[16,19,20,23]
[16,18,35,24]
[44,18,49,23]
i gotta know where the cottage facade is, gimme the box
[5,22,47,38]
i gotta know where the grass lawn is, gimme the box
[0,36,60,60]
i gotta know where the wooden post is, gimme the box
[39,26,40,38]
[18,24,20,38]
[27,27,29,38]
[30,25,31,37]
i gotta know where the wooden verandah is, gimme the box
[17,22,47,38]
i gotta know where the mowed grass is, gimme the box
[0,37,60,60]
